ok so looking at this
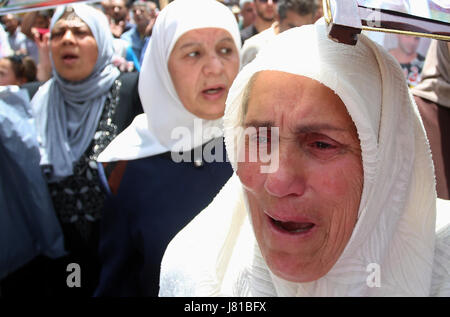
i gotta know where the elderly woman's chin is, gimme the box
[185,97,227,120]
[200,102,226,120]
[264,250,336,283]
[199,94,228,120]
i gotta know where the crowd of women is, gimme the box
[0,0,449,297]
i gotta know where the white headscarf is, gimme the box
[160,20,450,296]
[98,0,241,162]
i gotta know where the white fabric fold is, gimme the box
[160,20,450,296]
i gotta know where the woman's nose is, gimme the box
[264,144,306,198]
[61,30,76,43]
[203,54,224,76]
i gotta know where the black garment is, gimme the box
[95,138,233,296]
[240,24,258,44]
[0,72,143,297]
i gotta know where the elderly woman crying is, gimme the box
[159,20,450,296]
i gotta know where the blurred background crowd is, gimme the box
[0,0,431,87]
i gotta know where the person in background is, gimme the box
[313,0,323,21]
[137,2,160,68]
[0,3,142,297]
[101,0,114,16]
[241,0,317,66]
[20,10,52,63]
[121,1,157,65]
[100,0,140,71]
[107,0,133,38]
[0,24,12,58]
[1,14,31,56]
[231,4,241,24]
[240,0,277,44]
[239,0,256,30]
[389,34,425,87]
[95,0,240,296]
[0,86,65,297]
[0,54,37,86]
[413,41,450,200]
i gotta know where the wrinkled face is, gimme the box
[0,58,20,86]
[398,35,420,56]
[254,0,276,22]
[237,71,363,283]
[279,11,315,33]
[168,28,240,120]
[50,16,98,82]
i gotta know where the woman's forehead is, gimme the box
[54,18,87,27]
[54,10,87,29]
[244,71,356,133]
[174,28,234,49]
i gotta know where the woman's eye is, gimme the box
[249,130,271,145]
[74,29,90,36]
[219,47,232,55]
[51,31,63,38]
[187,51,199,58]
[257,133,270,144]
[311,141,334,150]
[305,138,342,160]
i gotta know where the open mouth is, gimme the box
[269,216,315,235]
[62,54,78,63]
[201,85,226,101]
[202,86,225,95]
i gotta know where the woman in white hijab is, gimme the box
[159,20,450,296]
[95,0,241,296]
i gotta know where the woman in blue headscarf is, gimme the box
[0,3,142,297]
